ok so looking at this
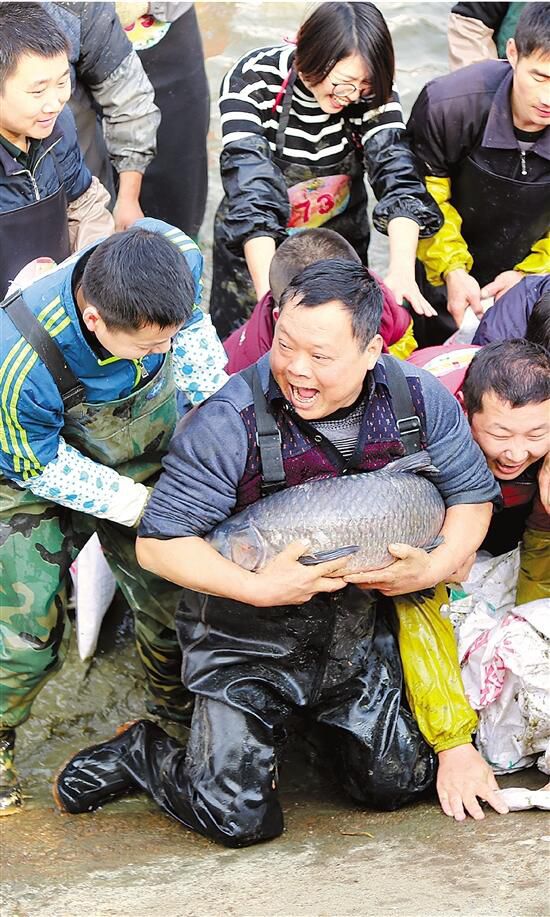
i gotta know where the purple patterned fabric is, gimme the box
[235,368,427,512]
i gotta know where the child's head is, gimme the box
[269,228,360,306]
[463,340,550,481]
[0,2,70,146]
[79,228,196,360]
[526,290,550,351]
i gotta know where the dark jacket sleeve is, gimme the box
[406,84,458,178]
[71,1,131,85]
[473,274,550,344]
[59,1,159,173]
[55,107,93,202]
[451,2,510,30]
[364,126,443,238]
[219,134,290,252]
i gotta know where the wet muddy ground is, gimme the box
[3,605,549,916]
[2,3,549,914]
[3,744,549,916]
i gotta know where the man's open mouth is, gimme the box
[290,384,319,406]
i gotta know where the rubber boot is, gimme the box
[0,729,22,816]
[53,719,169,815]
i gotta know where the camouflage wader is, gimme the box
[0,355,188,730]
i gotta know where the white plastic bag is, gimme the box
[448,550,550,775]
[70,534,117,661]
[460,600,550,773]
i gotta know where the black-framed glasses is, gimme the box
[330,80,374,102]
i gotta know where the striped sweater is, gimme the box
[217,45,442,248]
[220,45,405,164]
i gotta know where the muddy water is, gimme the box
[18,0,454,805]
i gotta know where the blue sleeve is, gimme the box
[139,398,248,540]
[0,361,64,482]
[408,366,501,507]
[473,275,550,345]
[55,107,92,203]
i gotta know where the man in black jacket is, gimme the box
[407,2,550,345]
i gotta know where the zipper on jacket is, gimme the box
[132,359,150,388]
[10,136,63,203]
[11,167,40,202]
[31,136,62,178]
[520,150,527,176]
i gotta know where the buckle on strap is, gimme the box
[255,428,282,448]
[397,415,422,437]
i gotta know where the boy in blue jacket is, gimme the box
[0,219,228,815]
[0,2,113,298]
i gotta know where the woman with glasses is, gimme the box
[209,1,443,339]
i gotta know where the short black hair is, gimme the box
[81,229,196,331]
[514,3,550,59]
[0,2,69,85]
[269,229,360,305]
[526,290,550,351]
[278,259,382,349]
[463,339,550,418]
[295,2,394,108]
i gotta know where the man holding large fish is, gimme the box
[55,260,509,845]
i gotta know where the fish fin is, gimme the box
[424,535,444,553]
[384,451,439,476]
[299,545,359,566]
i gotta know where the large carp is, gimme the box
[207,452,446,573]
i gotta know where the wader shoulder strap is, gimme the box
[242,364,286,496]
[1,291,85,409]
[381,355,423,456]
[275,68,297,158]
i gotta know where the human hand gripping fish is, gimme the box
[343,542,436,596]
[256,541,349,606]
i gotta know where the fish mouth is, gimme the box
[289,383,319,408]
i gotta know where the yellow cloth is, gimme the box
[388,319,417,360]
[416,176,473,286]
[516,527,550,606]
[515,233,550,275]
[418,178,550,284]
[394,583,478,753]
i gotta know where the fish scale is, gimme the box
[207,452,446,573]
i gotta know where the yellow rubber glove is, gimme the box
[388,319,418,360]
[394,583,478,753]
[416,177,473,286]
[515,233,550,275]
[516,527,550,606]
